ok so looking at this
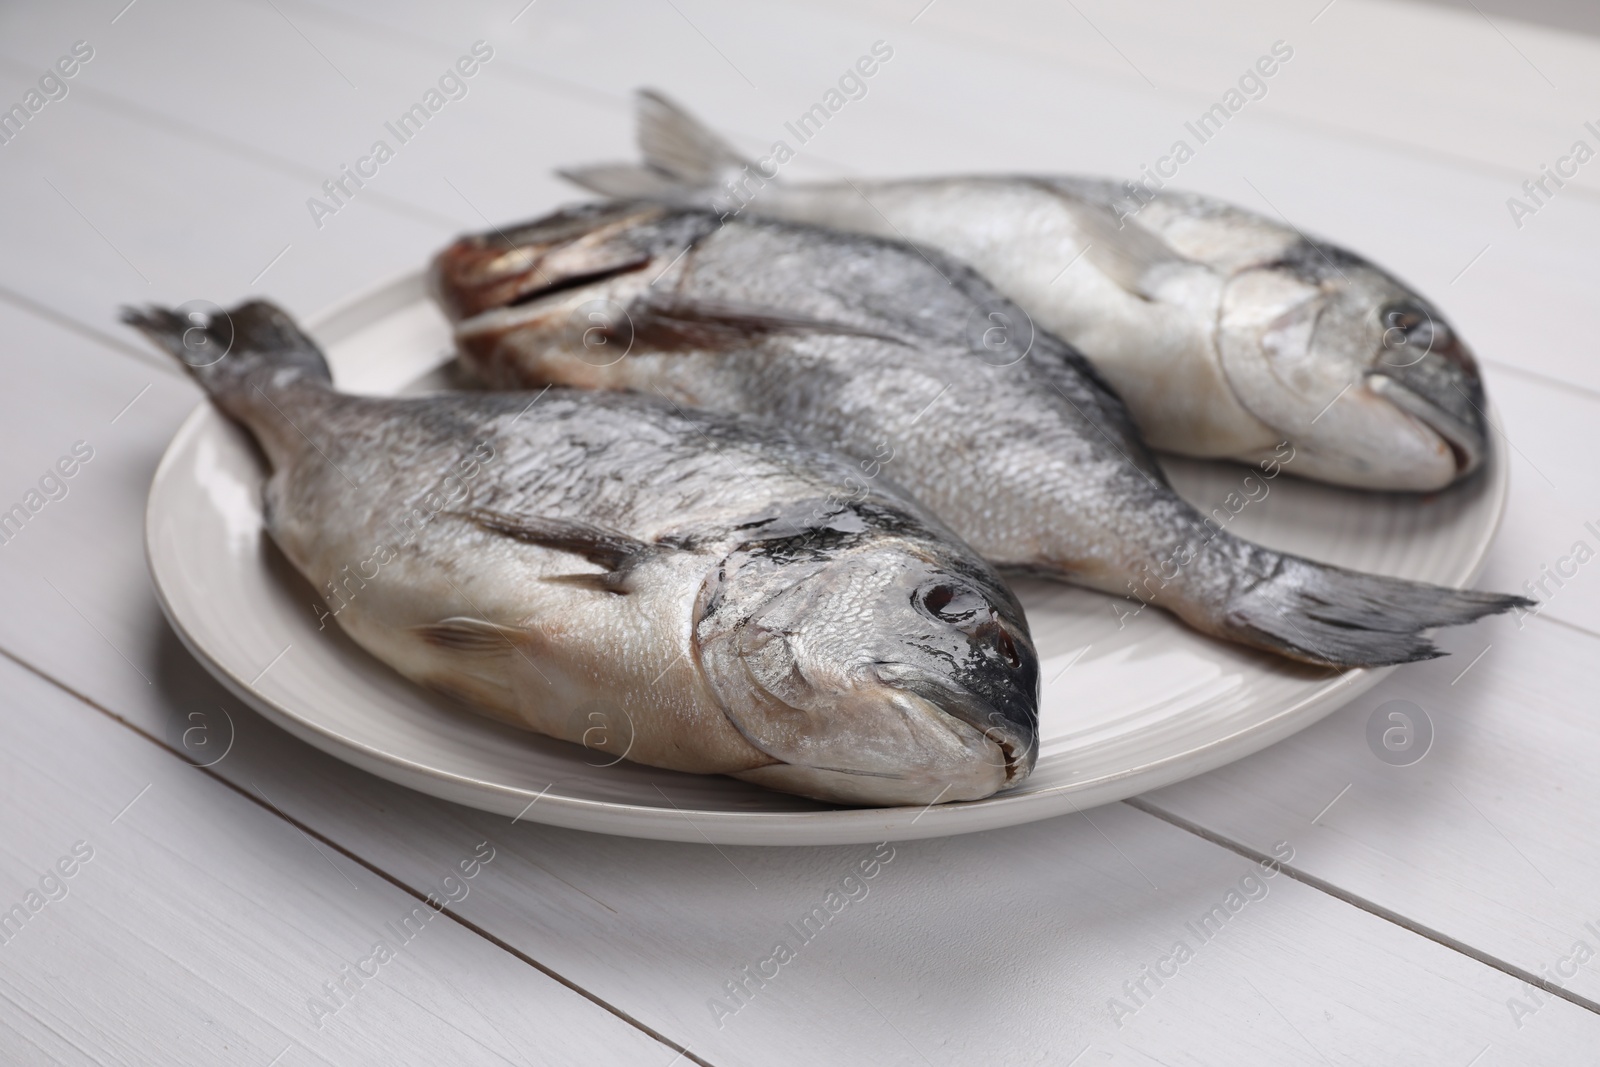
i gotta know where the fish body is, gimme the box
[561,91,1488,491]
[126,301,1039,805]
[432,202,1528,668]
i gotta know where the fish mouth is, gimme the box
[429,202,664,322]
[1365,364,1486,478]
[727,681,1030,807]
[1364,317,1489,480]
[873,666,1039,789]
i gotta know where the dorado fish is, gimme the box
[561,90,1488,491]
[431,202,1529,668]
[126,300,1039,805]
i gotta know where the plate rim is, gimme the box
[142,272,1513,845]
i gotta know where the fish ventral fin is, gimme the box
[456,506,680,595]
[1051,194,1198,301]
[630,297,904,351]
[413,617,527,654]
[559,89,754,204]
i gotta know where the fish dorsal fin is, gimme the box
[636,89,753,184]
[1054,195,1199,301]
[456,507,678,594]
[413,617,528,654]
[631,297,904,351]
[558,90,754,204]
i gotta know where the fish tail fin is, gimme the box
[121,300,332,401]
[1173,537,1531,669]
[559,88,756,205]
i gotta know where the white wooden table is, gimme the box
[3,1,1598,1063]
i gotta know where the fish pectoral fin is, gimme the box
[455,507,680,594]
[632,298,904,351]
[541,571,634,595]
[459,507,657,568]
[413,617,529,654]
[1052,194,1198,301]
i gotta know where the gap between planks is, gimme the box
[1122,795,1600,1020]
[0,51,462,235]
[1482,358,1600,410]
[0,643,719,1067]
[0,283,179,378]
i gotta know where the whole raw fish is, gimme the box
[126,301,1039,805]
[562,90,1488,491]
[431,202,1527,668]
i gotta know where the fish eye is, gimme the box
[1382,303,1428,332]
[917,582,984,623]
[916,581,1024,669]
[1379,301,1448,365]
[1381,302,1447,344]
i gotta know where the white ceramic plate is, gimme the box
[146,273,1512,845]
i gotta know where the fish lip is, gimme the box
[873,667,1039,788]
[1364,368,1484,477]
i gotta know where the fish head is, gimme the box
[432,202,729,388]
[1217,244,1487,490]
[697,505,1039,806]
[429,201,704,322]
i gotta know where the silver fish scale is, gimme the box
[644,217,1213,591]
[302,387,909,544]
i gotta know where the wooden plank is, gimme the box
[0,657,678,1067]
[1410,0,1600,38]
[1471,364,1600,638]
[0,0,600,228]
[2,278,1600,1063]
[1141,606,1600,1009]
[10,651,1600,1065]
[0,49,453,341]
[797,0,1600,192]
